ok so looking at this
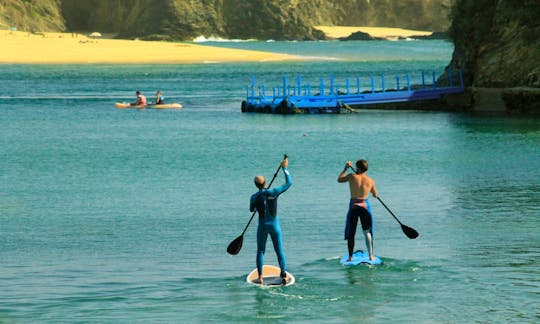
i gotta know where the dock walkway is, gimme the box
[241,70,464,114]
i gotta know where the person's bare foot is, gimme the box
[369,255,375,261]
[257,277,264,285]
[347,256,353,262]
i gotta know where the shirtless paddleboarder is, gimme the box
[338,159,378,261]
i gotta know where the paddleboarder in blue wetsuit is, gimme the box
[338,159,378,261]
[250,157,292,285]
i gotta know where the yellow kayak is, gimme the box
[115,102,182,109]
[148,103,182,109]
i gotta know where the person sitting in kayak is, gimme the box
[154,90,164,104]
[131,91,147,106]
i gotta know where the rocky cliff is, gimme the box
[443,0,540,113]
[2,0,451,40]
[0,0,64,32]
[448,0,539,88]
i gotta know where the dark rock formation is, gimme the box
[1,0,452,41]
[447,0,539,88]
[441,0,540,113]
[339,31,384,41]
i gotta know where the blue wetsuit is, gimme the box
[250,168,292,277]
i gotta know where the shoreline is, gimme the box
[315,26,433,39]
[0,26,434,64]
[0,30,301,64]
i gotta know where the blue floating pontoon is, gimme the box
[241,69,464,114]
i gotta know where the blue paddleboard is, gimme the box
[340,250,383,266]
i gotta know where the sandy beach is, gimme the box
[0,30,300,64]
[0,26,431,64]
[315,26,432,39]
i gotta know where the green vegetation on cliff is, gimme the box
[2,0,451,41]
[0,0,64,32]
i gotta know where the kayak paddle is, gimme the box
[227,154,288,255]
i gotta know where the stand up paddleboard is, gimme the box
[340,250,383,266]
[246,265,295,287]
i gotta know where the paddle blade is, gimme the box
[227,235,244,255]
[401,224,419,239]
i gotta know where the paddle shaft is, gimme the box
[347,166,405,225]
[376,196,403,225]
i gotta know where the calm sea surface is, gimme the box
[0,41,539,323]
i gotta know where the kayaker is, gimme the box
[338,159,378,261]
[250,157,292,285]
[132,91,147,106]
[154,90,164,104]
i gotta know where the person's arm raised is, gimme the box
[337,161,352,183]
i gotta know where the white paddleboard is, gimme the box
[246,265,295,286]
[340,250,383,266]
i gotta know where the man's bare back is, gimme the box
[337,161,378,199]
[346,173,376,199]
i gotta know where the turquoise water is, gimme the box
[1,41,539,322]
